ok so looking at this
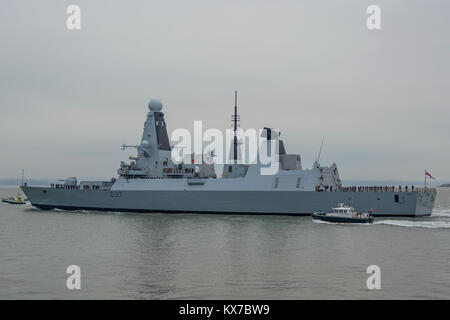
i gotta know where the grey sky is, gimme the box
[0,0,449,181]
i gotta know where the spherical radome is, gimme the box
[148,99,163,111]
[141,140,150,147]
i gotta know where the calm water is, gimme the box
[0,186,449,299]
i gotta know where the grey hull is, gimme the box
[22,187,436,217]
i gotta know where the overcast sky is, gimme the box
[0,0,449,181]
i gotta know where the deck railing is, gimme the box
[339,186,435,192]
[414,187,437,193]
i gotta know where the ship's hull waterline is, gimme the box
[22,187,436,217]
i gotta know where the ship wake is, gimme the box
[432,208,450,217]
[374,219,450,229]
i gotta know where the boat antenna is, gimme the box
[317,136,325,163]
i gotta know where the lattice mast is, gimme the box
[232,90,240,162]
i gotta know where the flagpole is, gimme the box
[424,169,427,189]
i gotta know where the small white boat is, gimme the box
[312,203,374,224]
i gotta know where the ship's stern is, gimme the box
[414,188,437,216]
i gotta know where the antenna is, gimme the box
[231,90,240,162]
[317,136,325,163]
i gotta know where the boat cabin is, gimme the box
[331,203,355,214]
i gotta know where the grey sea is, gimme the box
[0,186,449,299]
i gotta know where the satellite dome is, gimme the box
[148,99,163,111]
[141,140,150,148]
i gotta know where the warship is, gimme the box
[22,95,436,217]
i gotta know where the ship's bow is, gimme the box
[21,186,51,209]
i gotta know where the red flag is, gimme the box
[425,170,435,180]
